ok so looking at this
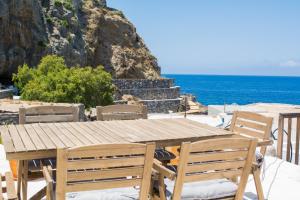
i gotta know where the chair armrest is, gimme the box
[153,159,176,180]
[257,139,273,147]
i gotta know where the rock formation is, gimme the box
[0,0,161,80]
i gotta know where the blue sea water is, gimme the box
[164,74,300,106]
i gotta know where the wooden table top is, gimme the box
[0,118,233,160]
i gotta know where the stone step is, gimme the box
[140,98,181,113]
[115,86,180,100]
[113,78,174,89]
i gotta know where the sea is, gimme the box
[164,74,300,106]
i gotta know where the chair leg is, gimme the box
[17,160,23,199]
[158,174,166,200]
[253,169,264,200]
[22,160,28,200]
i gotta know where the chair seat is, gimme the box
[155,149,176,161]
[65,187,139,200]
[165,179,237,200]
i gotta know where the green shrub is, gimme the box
[54,0,63,7]
[13,55,115,108]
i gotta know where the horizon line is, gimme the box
[162,73,300,78]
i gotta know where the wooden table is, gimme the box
[0,118,234,160]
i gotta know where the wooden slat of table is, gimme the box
[153,119,200,138]
[117,120,157,141]
[24,124,46,150]
[7,125,26,152]
[71,122,104,144]
[15,125,36,151]
[133,120,178,140]
[31,124,56,149]
[112,121,145,142]
[61,123,92,146]
[81,122,118,143]
[54,123,82,146]
[47,123,75,147]
[127,120,167,141]
[0,126,15,152]
[92,121,129,142]
[38,123,66,148]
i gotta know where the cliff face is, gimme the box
[0,0,161,79]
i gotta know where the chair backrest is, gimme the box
[56,143,155,200]
[230,111,273,155]
[171,138,257,200]
[19,105,80,124]
[96,104,148,121]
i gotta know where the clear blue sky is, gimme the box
[108,0,300,76]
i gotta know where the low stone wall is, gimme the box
[113,79,174,90]
[141,99,181,113]
[115,86,180,100]
[0,89,13,99]
[113,78,181,113]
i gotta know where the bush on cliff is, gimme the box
[13,55,114,108]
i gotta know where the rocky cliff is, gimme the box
[0,0,161,80]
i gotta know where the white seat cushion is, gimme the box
[66,187,139,200]
[165,179,238,200]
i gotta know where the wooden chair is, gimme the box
[230,111,273,200]
[0,172,18,200]
[18,105,80,200]
[153,138,257,200]
[42,143,155,200]
[96,104,148,121]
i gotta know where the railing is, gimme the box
[277,113,300,164]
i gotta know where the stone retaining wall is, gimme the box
[113,79,174,90]
[0,89,13,99]
[113,78,181,113]
[115,86,180,100]
[141,99,181,113]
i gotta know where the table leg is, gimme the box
[17,160,23,199]
[22,160,29,200]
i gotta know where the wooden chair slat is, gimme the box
[67,156,145,170]
[190,138,251,152]
[286,118,292,161]
[25,115,74,123]
[96,105,148,121]
[22,106,76,115]
[184,169,243,183]
[186,160,246,173]
[67,144,147,158]
[233,126,264,139]
[66,179,142,193]
[235,118,267,132]
[67,167,144,182]
[188,150,248,163]
[232,111,271,124]
[19,105,79,124]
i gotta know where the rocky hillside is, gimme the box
[0,0,161,80]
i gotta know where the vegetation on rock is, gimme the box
[13,55,115,108]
